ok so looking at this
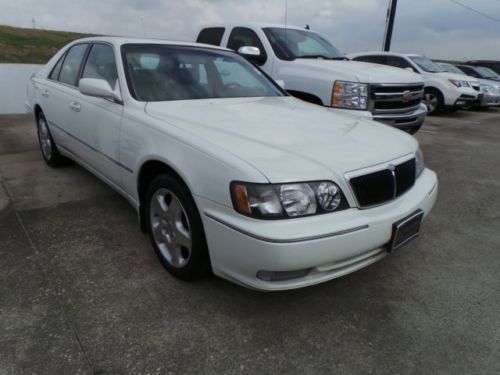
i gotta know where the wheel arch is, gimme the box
[34,104,43,119]
[136,159,194,233]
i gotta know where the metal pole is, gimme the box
[383,0,398,51]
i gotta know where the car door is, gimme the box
[41,43,90,149]
[72,42,124,187]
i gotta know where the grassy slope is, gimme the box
[0,25,94,64]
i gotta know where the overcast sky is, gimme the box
[1,0,500,60]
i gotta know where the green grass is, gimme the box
[0,24,94,64]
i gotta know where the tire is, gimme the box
[145,174,211,280]
[36,112,67,167]
[423,89,443,115]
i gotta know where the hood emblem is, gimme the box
[402,90,413,103]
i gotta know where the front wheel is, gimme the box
[146,174,211,280]
[423,89,443,115]
[36,112,67,167]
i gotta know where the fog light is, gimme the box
[257,268,311,281]
[456,100,466,105]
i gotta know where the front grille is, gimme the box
[350,159,416,207]
[371,84,424,114]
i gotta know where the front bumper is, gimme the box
[481,93,500,107]
[450,94,483,108]
[373,103,427,133]
[199,168,438,291]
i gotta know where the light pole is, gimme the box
[383,0,398,51]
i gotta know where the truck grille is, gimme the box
[371,84,424,114]
[350,158,416,207]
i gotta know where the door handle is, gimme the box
[70,102,81,112]
[42,89,49,98]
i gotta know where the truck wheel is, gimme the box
[146,174,211,281]
[36,112,67,167]
[423,89,443,115]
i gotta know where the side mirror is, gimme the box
[79,78,122,102]
[237,46,266,66]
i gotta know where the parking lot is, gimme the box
[0,110,499,374]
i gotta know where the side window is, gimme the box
[460,67,478,78]
[355,55,386,65]
[49,54,65,80]
[196,28,225,46]
[82,44,118,88]
[227,27,267,65]
[387,56,414,71]
[58,44,88,86]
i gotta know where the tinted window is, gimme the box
[82,44,118,88]
[227,27,267,65]
[386,56,414,70]
[122,45,283,102]
[458,66,479,77]
[59,44,88,86]
[354,55,387,64]
[196,28,225,46]
[49,54,65,80]
[263,28,344,61]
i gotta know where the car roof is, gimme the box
[199,23,313,32]
[66,36,231,51]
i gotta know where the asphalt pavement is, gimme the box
[0,110,499,374]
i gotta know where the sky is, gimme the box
[1,0,500,60]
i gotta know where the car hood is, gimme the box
[434,71,478,83]
[292,59,422,84]
[145,97,417,183]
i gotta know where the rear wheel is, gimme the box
[36,112,67,167]
[146,174,211,280]
[423,89,443,115]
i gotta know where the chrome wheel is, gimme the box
[38,117,52,160]
[424,93,439,114]
[149,188,192,268]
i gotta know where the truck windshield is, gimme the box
[263,27,346,61]
[476,67,500,79]
[409,56,444,73]
[122,45,284,102]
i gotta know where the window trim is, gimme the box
[47,42,90,89]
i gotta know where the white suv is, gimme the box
[349,52,480,114]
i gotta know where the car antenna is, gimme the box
[305,24,310,30]
[284,0,288,46]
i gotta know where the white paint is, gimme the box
[0,64,43,114]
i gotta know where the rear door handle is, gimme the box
[42,89,49,98]
[70,102,81,112]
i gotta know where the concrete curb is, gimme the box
[0,179,12,218]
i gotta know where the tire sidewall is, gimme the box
[145,174,210,280]
[424,89,443,115]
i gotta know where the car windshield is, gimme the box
[476,66,500,79]
[410,56,444,73]
[263,27,346,60]
[122,44,284,102]
[438,63,465,75]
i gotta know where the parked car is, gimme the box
[456,64,500,83]
[436,62,500,108]
[196,24,427,134]
[466,60,500,75]
[349,52,480,114]
[26,37,437,291]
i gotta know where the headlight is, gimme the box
[449,79,470,88]
[230,181,347,219]
[331,81,368,110]
[415,148,425,178]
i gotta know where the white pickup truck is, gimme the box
[196,23,427,133]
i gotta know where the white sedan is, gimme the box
[26,37,438,291]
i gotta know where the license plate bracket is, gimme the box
[388,210,424,252]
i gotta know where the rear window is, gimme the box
[196,28,225,46]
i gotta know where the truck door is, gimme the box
[226,27,273,73]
